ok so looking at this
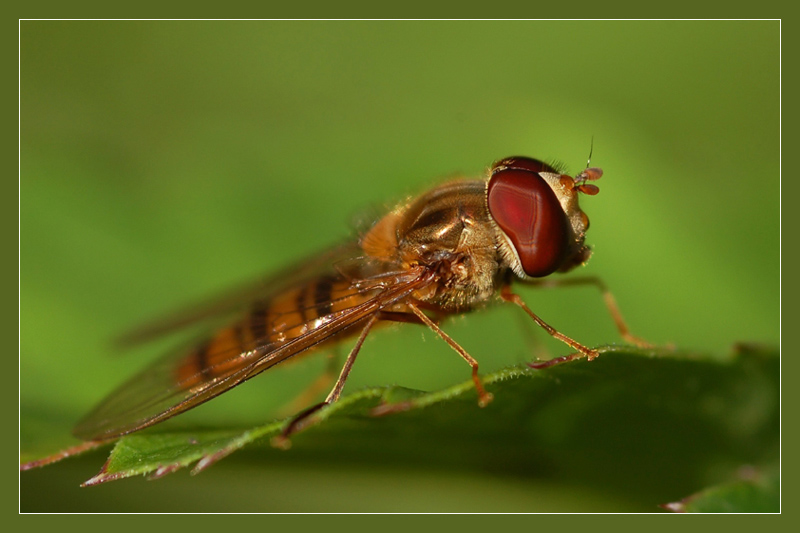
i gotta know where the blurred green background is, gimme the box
[20,21,779,511]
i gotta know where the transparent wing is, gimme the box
[115,242,364,347]
[73,260,431,441]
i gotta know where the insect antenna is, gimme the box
[574,137,601,195]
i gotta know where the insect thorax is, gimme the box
[362,179,504,312]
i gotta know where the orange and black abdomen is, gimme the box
[175,274,377,389]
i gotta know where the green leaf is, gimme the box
[20,21,779,512]
[663,470,780,513]
[25,343,778,511]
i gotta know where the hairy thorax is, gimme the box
[361,179,504,312]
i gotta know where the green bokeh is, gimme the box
[21,20,779,511]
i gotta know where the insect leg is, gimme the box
[407,302,493,407]
[272,314,379,448]
[275,348,342,418]
[520,276,649,346]
[512,306,553,361]
[500,284,599,367]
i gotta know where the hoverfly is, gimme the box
[74,156,643,445]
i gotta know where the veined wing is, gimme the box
[116,242,365,348]
[73,264,431,441]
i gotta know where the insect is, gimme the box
[73,156,643,445]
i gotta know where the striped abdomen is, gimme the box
[175,274,378,389]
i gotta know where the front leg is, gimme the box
[500,284,599,368]
[519,276,649,347]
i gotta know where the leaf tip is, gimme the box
[148,463,183,480]
[20,440,106,471]
[81,470,128,487]
[81,455,126,487]
[192,448,236,474]
[660,501,687,513]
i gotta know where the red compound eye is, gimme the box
[487,165,571,277]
